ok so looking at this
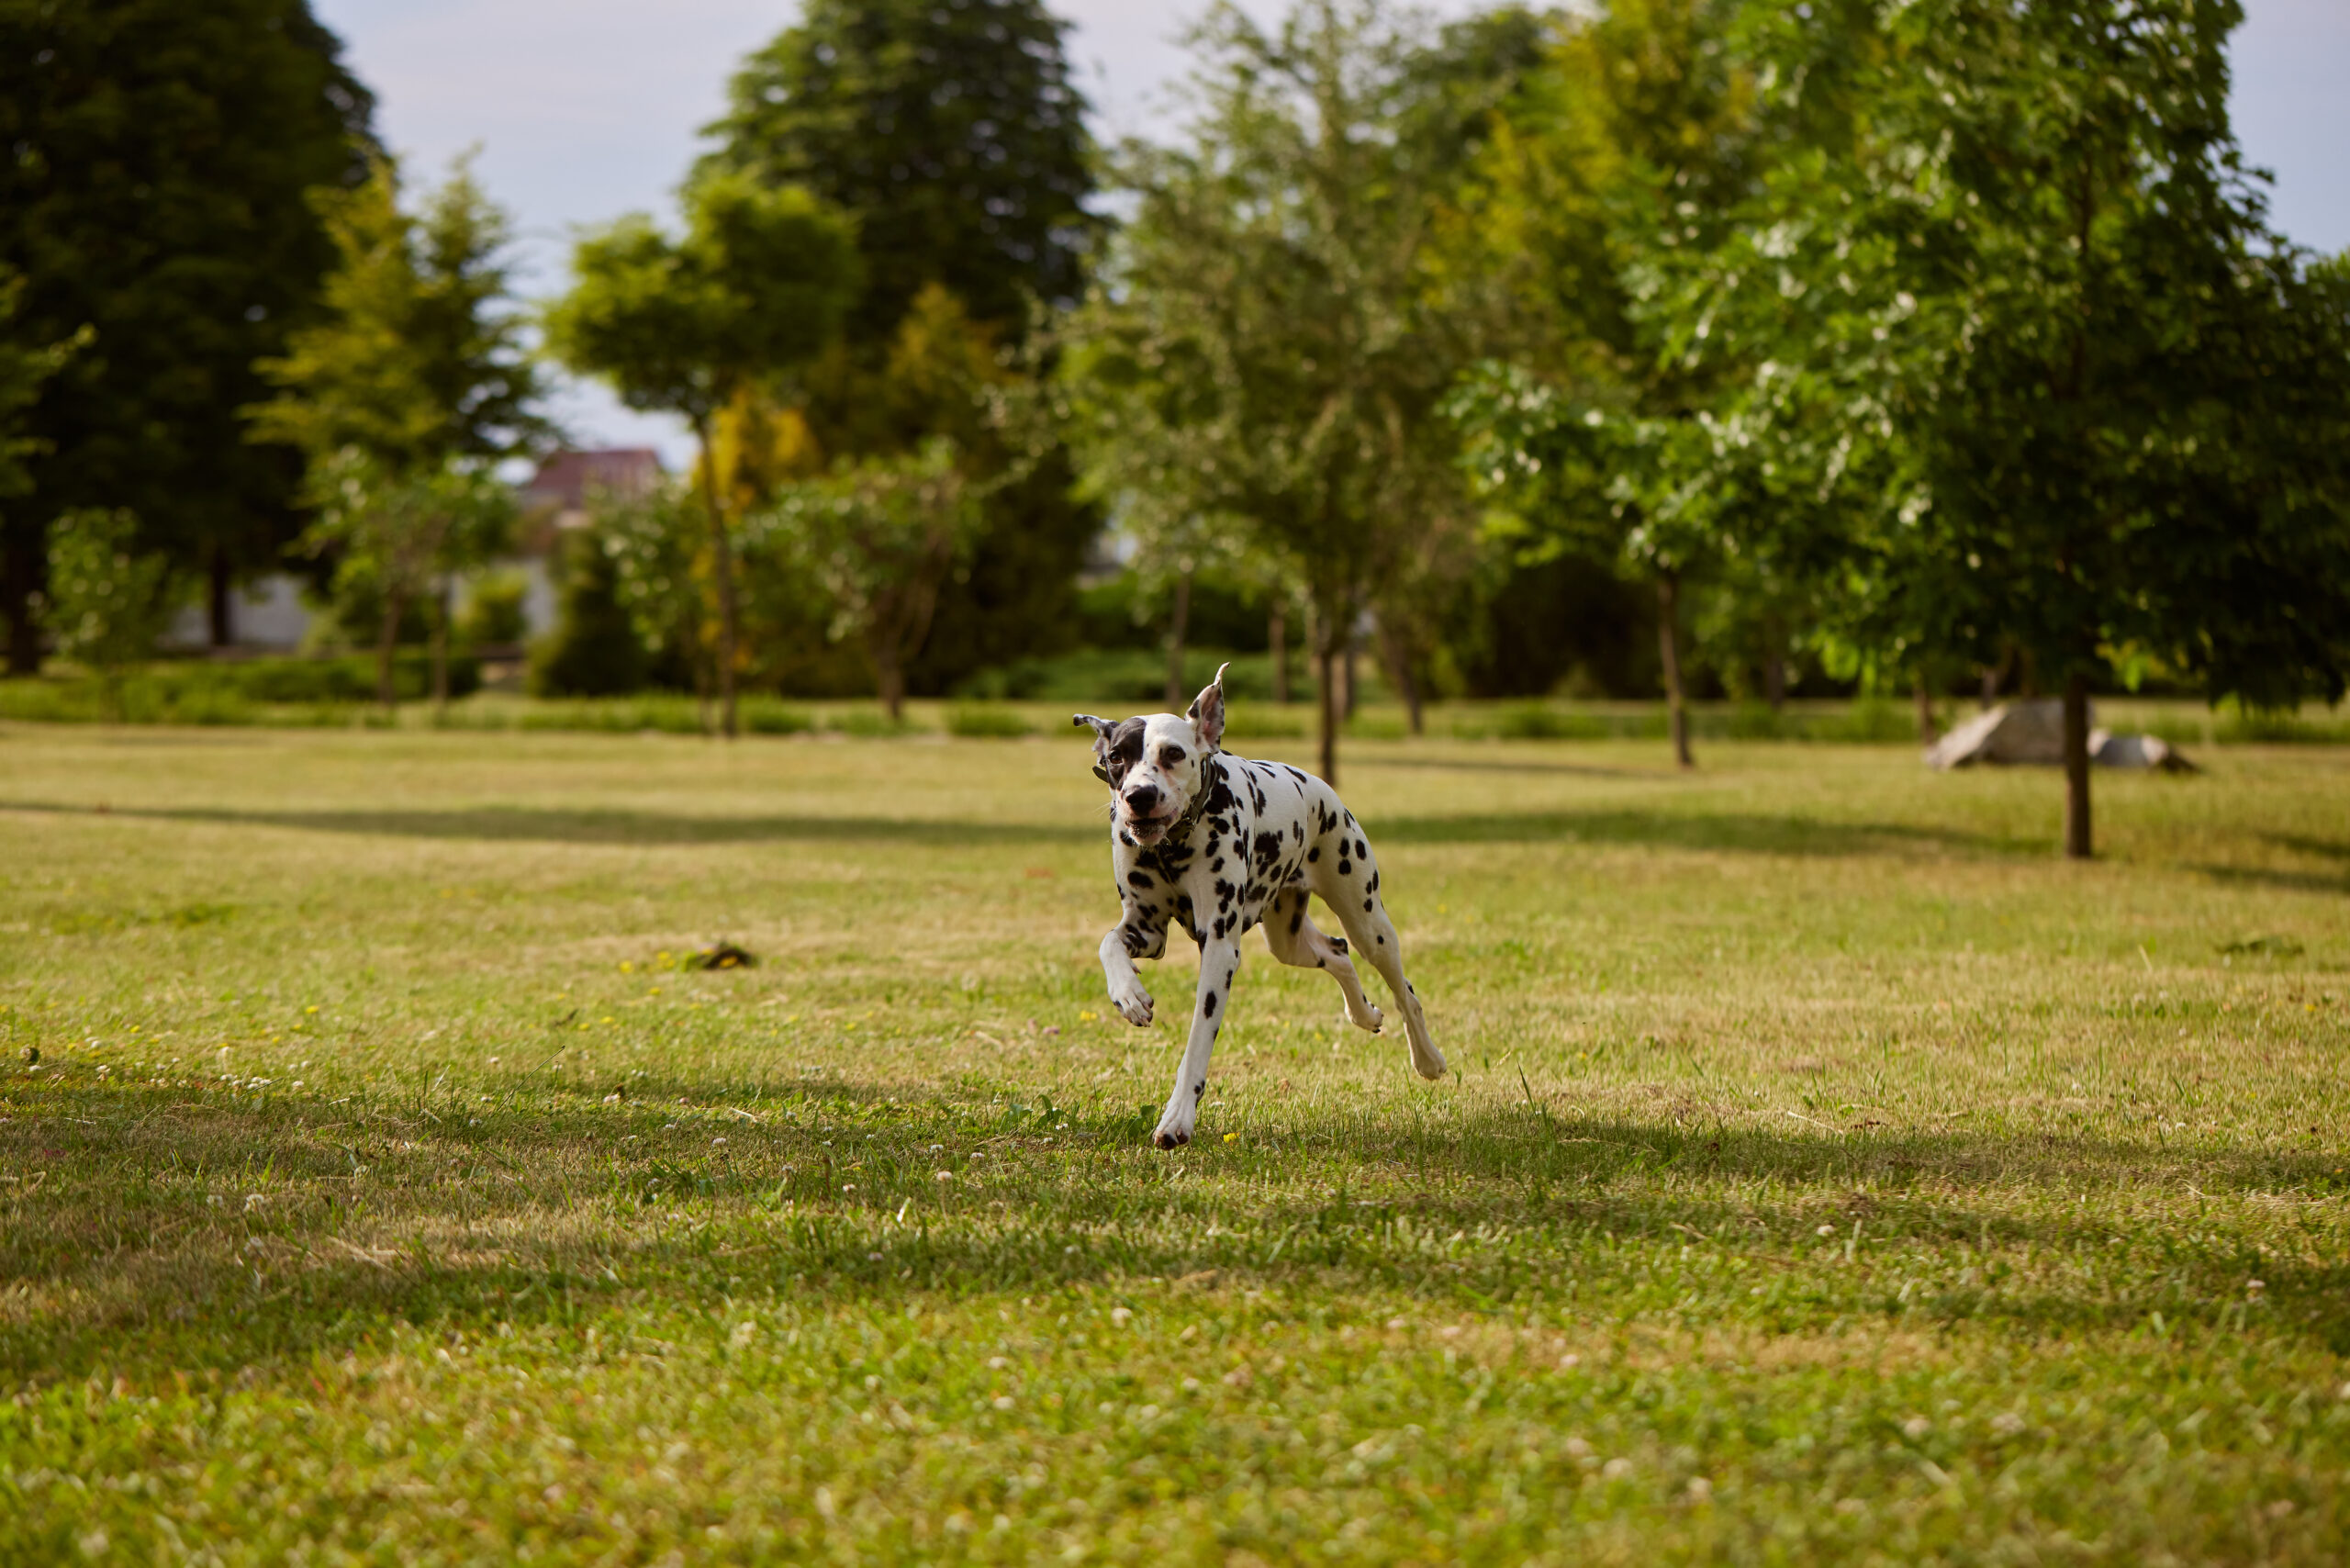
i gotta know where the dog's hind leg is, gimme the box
[1321,867,1445,1081]
[1262,888,1382,1033]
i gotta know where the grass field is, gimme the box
[3,721,2347,1564]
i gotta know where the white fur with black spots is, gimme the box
[1075,665,1445,1149]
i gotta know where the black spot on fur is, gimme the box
[1290,909,1304,935]
[1363,898,1373,912]
[1331,937,1348,955]
[1337,859,1351,876]
[1307,847,1320,863]
[1203,992,1217,1018]
[1127,870,1155,890]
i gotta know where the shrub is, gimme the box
[946,704,1031,737]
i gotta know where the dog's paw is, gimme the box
[1111,986,1155,1027]
[1346,1002,1384,1034]
[1151,1127,1191,1150]
[1410,1039,1448,1081]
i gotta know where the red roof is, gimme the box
[520,448,664,510]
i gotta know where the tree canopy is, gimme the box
[0,0,375,668]
[702,0,1097,343]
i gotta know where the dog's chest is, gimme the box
[1129,756,1317,943]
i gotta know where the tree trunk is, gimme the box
[1981,644,2012,711]
[1269,602,1289,705]
[693,417,740,740]
[1315,641,1340,787]
[878,651,905,723]
[1162,568,1192,711]
[1376,611,1424,736]
[431,574,453,719]
[2062,670,2092,860]
[376,591,405,714]
[1762,615,1787,712]
[1913,674,1938,745]
[1656,571,1693,769]
[1342,637,1359,721]
[2,524,40,676]
[207,545,235,651]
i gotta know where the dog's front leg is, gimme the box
[1099,902,1165,1027]
[1151,935,1240,1149]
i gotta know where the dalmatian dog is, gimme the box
[1075,665,1445,1149]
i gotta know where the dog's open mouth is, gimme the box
[1125,812,1175,845]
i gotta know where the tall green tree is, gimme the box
[703,0,1094,342]
[702,0,1100,693]
[0,0,375,671]
[544,173,859,737]
[249,154,548,711]
[1063,0,1489,784]
[43,507,178,718]
[1445,0,1762,768]
[1681,0,2350,857]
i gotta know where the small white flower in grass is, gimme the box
[1603,1458,1633,1479]
[730,1322,757,1350]
[1686,1477,1712,1501]
[712,1137,727,1146]
[992,1395,1014,1411]
[935,1170,954,1182]
[2247,1279,2266,1295]
[867,1251,882,1261]
[1564,1437,1592,1459]
[1902,1417,1930,1440]
[1558,1352,1582,1370]
[844,1183,856,1193]
[1110,1307,1133,1327]
[1386,1317,1408,1331]
[1817,1225,1836,1237]
[1991,1413,2026,1436]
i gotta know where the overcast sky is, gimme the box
[308,0,2350,462]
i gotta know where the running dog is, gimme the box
[1075,666,1444,1148]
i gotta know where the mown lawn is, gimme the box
[3,721,2346,1564]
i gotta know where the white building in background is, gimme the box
[160,448,665,655]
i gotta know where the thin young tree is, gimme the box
[759,439,983,722]
[250,154,547,709]
[1062,0,1483,786]
[544,173,857,737]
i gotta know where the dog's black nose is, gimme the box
[1125,783,1162,814]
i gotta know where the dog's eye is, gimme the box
[1158,745,1186,767]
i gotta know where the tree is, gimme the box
[0,0,375,670]
[249,154,547,710]
[299,450,514,711]
[252,155,545,475]
[1062,0,1486,785]
[759,439,984,721]
[703,0,1094,345]
[1684,0,2350,857]
[703,0,1102,694]
[43,508,179,718]
[1444,0,1762,768]
[544,173,859,737]
[0,271,82,510]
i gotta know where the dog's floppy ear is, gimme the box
[1186,663,1230,752]
[1072,714,1116,782]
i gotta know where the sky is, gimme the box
[308,0,2350,464]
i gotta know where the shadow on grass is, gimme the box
[0,800,1096,849]
[8,1079,2350,1382]
[1376,807,2020,859]
[4,797,2041,862]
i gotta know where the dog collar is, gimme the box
[1169,752,1221,839]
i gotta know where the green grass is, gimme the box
[2,722,2347,1563]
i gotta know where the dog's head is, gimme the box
[1074,664,1228,847]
